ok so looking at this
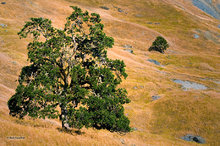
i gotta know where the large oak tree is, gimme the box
[8,6,131,132]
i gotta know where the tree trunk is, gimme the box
[60,104,70,130]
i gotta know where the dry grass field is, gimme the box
[0,0,220,145]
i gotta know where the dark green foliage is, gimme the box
[149,36,169,53]
[8,6,131,132]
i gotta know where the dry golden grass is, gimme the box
[0,0,220,145]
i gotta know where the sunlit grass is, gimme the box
[0,0,219,145]
[151,93,220,145]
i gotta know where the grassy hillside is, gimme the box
[0,0,220,145]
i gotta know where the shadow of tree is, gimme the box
[14,119,52,128]
[57,127,85,135]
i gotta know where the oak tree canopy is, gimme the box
[8,6,131,132]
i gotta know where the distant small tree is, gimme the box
[149,36,169,53]
[8,6,131,132]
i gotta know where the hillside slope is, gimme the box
[0,0,220,145]
[191,0,220,19]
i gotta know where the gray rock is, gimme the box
[1,2,6,4]
[113,5,123,13]
[123,45,133,53]
[192,0,220,20]
[181,134,205,144]
[193,34,199,39]
[156,70,167,75]
[118,8,123,13]
[214,81,220,84]
[152,95,161,101]
[147,59,163,66]
[133,127,138,131]
[218,24,220,28]
[11,61,17,65]
[195,29,201,33]
[0,24,7,28]
[133,86,138,90]
[120,138,125,144]
[203,31,219,43]
[122,44,132,49]
[146,22,160,25]
[218,4,220,9]
[172,79,208,90]
[203,31,212,40]
[167,49,178,54]
[100,6,109,10]
[124,49,133,54]
[135,14,143,18]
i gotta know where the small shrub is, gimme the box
[149,36,169,53]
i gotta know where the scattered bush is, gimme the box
[149,36,169,53]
